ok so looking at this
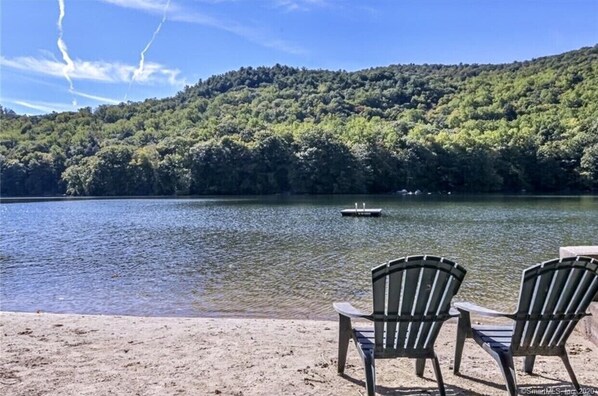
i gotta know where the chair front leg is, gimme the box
[560,351,581,392]
[454,309,472,374]
[431,353,447,396]
[363,349,376,396]
[496,351,517,396]
[337,314,352,374]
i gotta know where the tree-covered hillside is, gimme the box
[1,45,597,196]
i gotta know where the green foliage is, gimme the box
[1,46,597,196]
[292,132,362,194]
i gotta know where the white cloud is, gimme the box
[73,90,121,104]
[99,0,307,55]
[0,55,185,87]
[101,0,171,13]
[126,0,171,101]
[57,0,76,94]
[275,0,328,12]
[276,0,302,12]
[9,99,77,114]
[174,12,306,55]
[2,91,122,115]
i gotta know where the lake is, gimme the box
[1,195,596,319]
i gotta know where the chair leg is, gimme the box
[431,353,447,396]
[495,352,518,396]
[454,309,471,374]
[337,315,352,374]
[523,355,535,374]
[560,351,581,392]
[363,349,376,396]
[415,358,425,377]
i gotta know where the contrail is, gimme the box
[57,0,77,107]
[125,0,171,101]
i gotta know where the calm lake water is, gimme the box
[1,195,597,319]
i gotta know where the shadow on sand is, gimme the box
[340,373,487,395]
[340,370,598,395]
[456,371,598,395]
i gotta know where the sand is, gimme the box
[1,312,597,395]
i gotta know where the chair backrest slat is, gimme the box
[518,264,557,348]
[512,258,538,345]
[414,264,454,349]
[396,261,422,350]
[552,271,598,347]
[384,268,404,349]
[512,256,598,354]
[530,263,569,348]
[420,265,460,349]
[371,255,466,355]
[537,264,580,347]
[405,264,437,349]
[372,266,387,348]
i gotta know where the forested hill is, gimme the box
[1,45,597,196]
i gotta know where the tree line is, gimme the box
[1,45,597,196]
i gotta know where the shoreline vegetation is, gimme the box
[1,312,596,395]
[0,192,596,201]
[1,45,597,197]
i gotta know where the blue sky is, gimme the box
[1,0,596,115]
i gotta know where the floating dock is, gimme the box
[341,208,382,217]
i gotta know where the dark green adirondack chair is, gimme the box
[454,256,598,395]
[333,255,467,396]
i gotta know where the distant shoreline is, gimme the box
[2,192,598,204]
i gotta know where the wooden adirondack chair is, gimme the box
[453,256,598,395]
[333,255,467,396]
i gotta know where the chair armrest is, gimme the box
[454,302,514,318]
[333,302,372,320]
[449,307,460,317]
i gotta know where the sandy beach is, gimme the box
[1,312,596,395]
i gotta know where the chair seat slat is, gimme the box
[471,325,513,331]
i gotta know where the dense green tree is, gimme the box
[351,142,400,193]
[189,137,253,194]
[292,132,362,193]
[0,157,27,196]
[156,154,191,195]
[22,152,61,196]
[252,133,293,193]
[130,146,159,195]
[62,157,97,196]
[580,144,598,189]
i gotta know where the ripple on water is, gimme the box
[1,195,597,318]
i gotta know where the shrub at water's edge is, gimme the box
[1,45,597,196]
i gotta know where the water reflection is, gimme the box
[1,195,597,319]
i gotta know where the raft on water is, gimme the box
[341,208,382,217]
[341,204,382,217]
